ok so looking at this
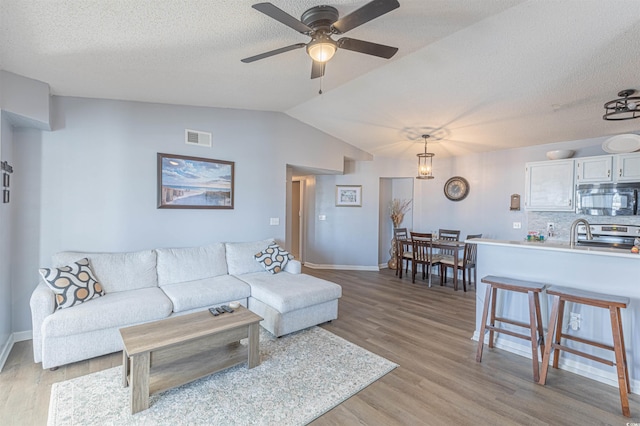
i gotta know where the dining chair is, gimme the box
[410,232,442,285]
[394,228,412,278]
[439,234,483,291]
[437,229,461,283]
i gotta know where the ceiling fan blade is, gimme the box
[311,61,325,79]
[241,43,306,63]
[252,3,312,34]
[337,38,398,59]
[331,0,400,34]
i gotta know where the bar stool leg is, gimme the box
[539,295,560,385]
[533,292,545,357]
[476,283,492,362]
[488,287,498,349]
[609,306,631,417]
[552,299,565,369]
[527,291,541,382]
[615,306,631,393]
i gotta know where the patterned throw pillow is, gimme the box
[255,243,293,274]
[39,258,105,309]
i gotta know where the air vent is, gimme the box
[185,129,212,148]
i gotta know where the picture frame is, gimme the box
[336,185,362,207]
[157,153,234,209]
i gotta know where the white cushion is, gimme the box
[284,259,302,274]
[160,275,251,313]
[237,272,342,313]
[225,239,274,275]
[42,287,172,337]
[156,244,228,286]
[51,250,157,293]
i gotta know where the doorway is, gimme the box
[379,178,414,266]
[291,180,301,259]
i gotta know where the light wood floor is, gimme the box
[1,268,638,425]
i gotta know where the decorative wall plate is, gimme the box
[444,176,469,201]
[602,134,640,153]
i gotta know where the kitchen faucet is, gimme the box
[570,218,593,248]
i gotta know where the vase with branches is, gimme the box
[390,198,412,228]
[388,198,412,269]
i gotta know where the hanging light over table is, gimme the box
[603,89,640,121]
[416,134,435,180]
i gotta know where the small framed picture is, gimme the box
[336,185,362,207]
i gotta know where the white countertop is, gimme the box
[471,238,640,259]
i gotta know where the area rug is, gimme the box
[48,326,398,425]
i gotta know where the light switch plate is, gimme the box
[319,215,326,221]
[513,222,521,229]
[269,217,279,226]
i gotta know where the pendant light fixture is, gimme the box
[603,89,640,121]
[416,134,435,180]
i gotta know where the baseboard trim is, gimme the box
[0,334,15,373]
[471,331,639,394]
[0,330,32,373]
[14,330,32,342]
[303,262,379,271]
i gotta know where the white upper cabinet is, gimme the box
[616,152,640,182]
[525,159,575,211]
[575,156,613,183]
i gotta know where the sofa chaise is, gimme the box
[30,239,342,369]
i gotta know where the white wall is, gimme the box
[11,96,371,333]
[0,113,13,348]
[0,71,51,130]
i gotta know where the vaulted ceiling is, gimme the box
[2,0,640,158]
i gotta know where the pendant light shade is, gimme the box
[416,135,435,180]
[603,89,640,121]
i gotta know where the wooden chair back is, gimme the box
[410,232,434,262]
[438,229,460,256]
[464,234,483,266]
[394,227,409,241]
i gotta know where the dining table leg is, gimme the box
[453,249,459,291]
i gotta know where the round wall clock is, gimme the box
[444,176,469,201]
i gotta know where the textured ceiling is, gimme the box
[2,0,640,159]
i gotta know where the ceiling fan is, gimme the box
[241,0,400,79]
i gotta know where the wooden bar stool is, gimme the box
[539,286,631,418]
[477,275,547,382]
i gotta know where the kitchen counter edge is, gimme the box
[469,238,640,259]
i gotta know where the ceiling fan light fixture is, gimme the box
[307,35,337,63]
[416,135,435,180]
[603,89,640,121]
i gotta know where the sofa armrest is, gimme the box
[284,259,302,274]
[30,282,56,363]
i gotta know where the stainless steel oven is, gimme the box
[575,183,639,216]
[576,224,640,249]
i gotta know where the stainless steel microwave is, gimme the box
[575,183,639,216]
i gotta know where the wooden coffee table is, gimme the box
[119,306,263,414]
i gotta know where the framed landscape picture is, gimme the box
[336,185,362,207]
[157,153,234,209]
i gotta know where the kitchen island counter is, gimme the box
[471,238,640,259]
[473,238,639,394]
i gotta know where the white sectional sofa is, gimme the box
[30,239,342,369]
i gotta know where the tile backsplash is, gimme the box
[527,212,640,242]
